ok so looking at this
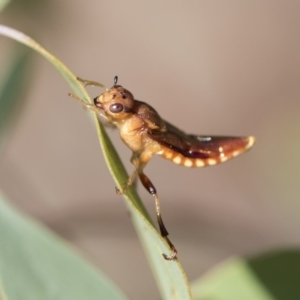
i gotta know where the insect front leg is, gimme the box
[77,77,108,90]
[68,93,109,122]
[138,171,177,260]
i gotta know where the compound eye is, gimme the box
[109,103,124,113]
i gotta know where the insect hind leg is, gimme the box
[116,153,178,260]
[138,171,177,260]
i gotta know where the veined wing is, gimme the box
[148,121,255,167]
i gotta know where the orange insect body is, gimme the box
[94,82,255,170]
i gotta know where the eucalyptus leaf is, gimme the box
[0,48,33,155]
[0,0,9,12]
[191,250,300,300]
[0,192,129,300]
[0,24,191,299]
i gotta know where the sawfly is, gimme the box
[70,76,255,260]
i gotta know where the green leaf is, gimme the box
[0,192,129,300]
[0,25,191,299]
[191,250,300,300]
[0,0,9,12]
[0,48,33,155]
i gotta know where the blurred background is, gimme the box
[1,1,300,299]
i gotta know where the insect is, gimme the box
[70,76,255,260]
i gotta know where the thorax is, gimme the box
[116,115,161,154]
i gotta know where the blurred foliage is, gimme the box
[192,250,300,300]
[0,192,129,300]
[3,0,53,17]
[0,0,8,11]
[0,47,33,156]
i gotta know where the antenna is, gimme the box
[114,76,118,86]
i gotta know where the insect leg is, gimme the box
[138,171,177,260]
[115,163,140,195]
[115,153,145,195]
[116,153,177,259]
[68,93,109,121]
[77,77,108,90]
